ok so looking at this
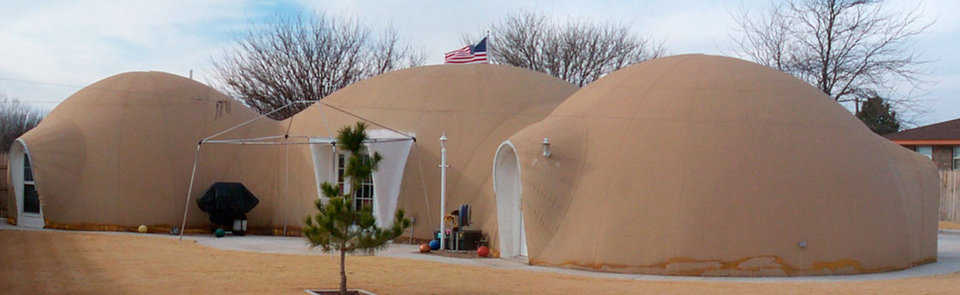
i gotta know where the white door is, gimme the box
[494,141,528,257]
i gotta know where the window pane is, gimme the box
[23,156,33,182]
[918,146,933,159]
[338,153,375,211]
[356,175,374,210]
[955,146,960,169]
[24,184,39,213]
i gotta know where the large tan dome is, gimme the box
[282,64,578,242]
[501,54,938,275]
[9,72,286,230]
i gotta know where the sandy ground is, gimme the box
[3,230,960,294]
[941,221,960,230]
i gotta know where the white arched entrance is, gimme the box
[9,139,44,228]
[493,141,527,257]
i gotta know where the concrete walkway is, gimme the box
[188,231,960,282]
[4,223,960,282]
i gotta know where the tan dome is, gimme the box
[502,54,938,275]
[11,72,286,230]
[282,64,578,241]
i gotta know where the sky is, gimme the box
[0,0,957,126]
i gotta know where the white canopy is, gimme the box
[179,101,415,239]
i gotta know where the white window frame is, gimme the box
[953,146,960,170]
[336,153,347,195]
[336,152,375,211]
[356,173,375,211]
[11,139,45,228]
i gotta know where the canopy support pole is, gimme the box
[319,102,412,139]
[413,143,431,241]
[203,100,318,142]
[178,143,203,241]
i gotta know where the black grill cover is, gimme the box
[197,182,259,226]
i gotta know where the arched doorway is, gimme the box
[493,141,527,257]
[10,139,44,228]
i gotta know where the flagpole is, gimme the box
[486,30,491,63]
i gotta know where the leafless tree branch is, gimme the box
[212,13,424,120]
[0,94,46,152]
[732,0,932,116]
[472,11,665,87]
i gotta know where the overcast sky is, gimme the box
[0,0,957,126]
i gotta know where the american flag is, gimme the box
[444,37,488,64]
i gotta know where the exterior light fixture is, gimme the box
[542,137,551,158]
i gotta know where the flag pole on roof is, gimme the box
[444,37,488,64]
[486,29,491,58]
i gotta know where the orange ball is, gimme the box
[477,246,490,257]
[419,243,431,253]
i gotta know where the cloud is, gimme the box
[0,1,262,101]
[0,0,957,125]
[293,0,756,63]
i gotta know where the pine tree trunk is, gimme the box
[340,248,347,295]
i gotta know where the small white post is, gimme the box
[439,132,448,251]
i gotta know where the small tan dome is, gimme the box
[284,64,578,240]
[321,64,576,114]
[15,71,285,229]
[504,54,938,275]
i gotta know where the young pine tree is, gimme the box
[304,122,411,295]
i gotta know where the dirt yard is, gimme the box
[2,230,960,295]
[941,221,960,230]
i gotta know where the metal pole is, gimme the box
[318,102,413,139]
[203,100,317,142]
[439,133,448,250]
[282,136,289,235]
[179,144,202,241]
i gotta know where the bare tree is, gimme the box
[732,0,931,114]
[473,12,665,87]
[213,13,424,119]
[0,95,45,152]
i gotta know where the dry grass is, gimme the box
[940,221,960,230]
[2,229,960,294]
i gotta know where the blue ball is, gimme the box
[429,239,440,250]
[215,228,226,238]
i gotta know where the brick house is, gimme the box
[885,118,960,170]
